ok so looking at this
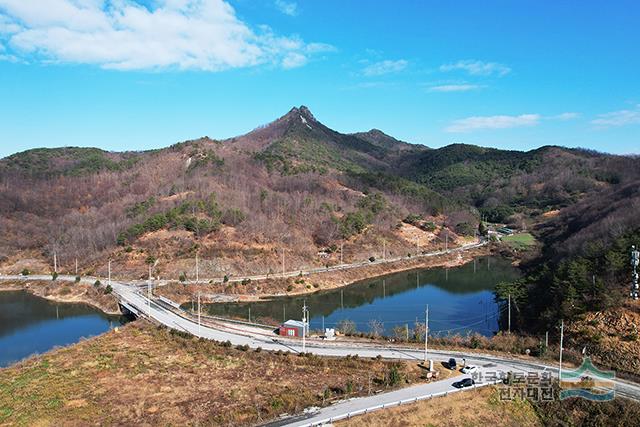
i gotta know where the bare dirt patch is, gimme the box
[567,302,640,378]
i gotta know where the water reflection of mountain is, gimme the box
[202,257,520,325]
[0,290,120,338]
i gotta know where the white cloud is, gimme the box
[440,60,511,77]
[0,38,16,61]
[274,0,298,16]
[282,52,306,68]
[552,112,580,121]
[0,0,332,71]
[427,84,483,93]
[0,13,19,33]
[591,105,640,128]
[446,114,540,133]
[362,59,408,76]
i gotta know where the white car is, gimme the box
[461,365,478,374]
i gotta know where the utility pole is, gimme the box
[508,293,511,334]
[445,230,448,251]
[75,258,78,276]
[195,252,199,284]
[383,240,386,260]
[147,269,151,317]
[198,292,201,336]
[559,319,564,383]
[322,315,325,333]
[53,251,58,274]
[302,301,308,353]
[545,330,549,350]
[424,305,429,364]
[283,304,286,322]
[340,242,344,265]
[108,260,111,287]
[631,245,639,300]
[282,248,286,277]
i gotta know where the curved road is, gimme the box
[2,274,639,426]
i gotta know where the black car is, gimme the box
[448,358,457,370]
[453,378,475,388]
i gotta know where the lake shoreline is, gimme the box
[197,253,520,338]
[0,280,121,316]
[156,244,497,305]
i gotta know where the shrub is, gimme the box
[241,278,251,286]
[116,233,127,246]
[345,381,354,394]
[470,334,482,349]
[179,272,187,283]
[104,284,113,294]
[454,221,476,236]
[223,275,229,283]
[21,268,30,276]
[337,319,357,335]
[339,211,368,238]
[94,280,101,287]
[286,284,294,292]
[369,256,376,262]
[51,272,58,281]
[125,245,133,253]
[221,208,246,226]
[387,365,402,386]
[403,213,423,225]
[420,221,437,232]
[75,276,81,283]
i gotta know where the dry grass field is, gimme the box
[340,386,540,427]
[0,322,449,426]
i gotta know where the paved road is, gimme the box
[140,240,487,286]
[3,273,639,426]
[273,374,500,427]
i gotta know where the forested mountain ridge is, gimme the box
[0,147,145,178]
[234,106,427,175]
[0,106,637,289]
[400,143,640,223]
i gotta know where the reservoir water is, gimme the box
[0,291,124,368]
[202,256,520,337]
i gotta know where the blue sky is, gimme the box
[0,0,639,159]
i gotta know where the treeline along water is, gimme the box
[199,256,520,337]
